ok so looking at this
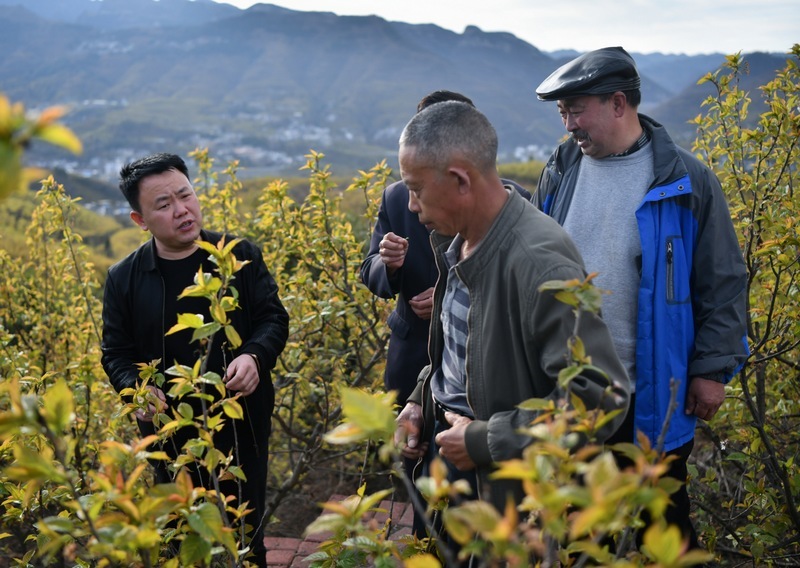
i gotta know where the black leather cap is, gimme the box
[536,46,640,101]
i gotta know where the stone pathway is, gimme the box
[264,495,414,567]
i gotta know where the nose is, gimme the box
[564,113,578,132]
[408,191,420,214]
[173,199,188,217]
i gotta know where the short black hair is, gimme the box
[119,153,189,212]
[599,88,642,108]
[417,90,474,113]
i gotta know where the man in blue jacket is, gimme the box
[533,47,749,550]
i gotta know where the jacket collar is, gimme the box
[639,114,688,188]
[431,189,527,278]
[138,229,217,272]
[551,113,687,188]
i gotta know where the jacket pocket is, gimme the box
[665,236,690,304]
[387,310,410,339]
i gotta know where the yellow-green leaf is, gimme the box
[222,398,243,420]
[404,554,442,568]
[224,324,242,347]
[41,379,74,435]
[35,123,82,154]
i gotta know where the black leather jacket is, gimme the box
[101,230,289,426]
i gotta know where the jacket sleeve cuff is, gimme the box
[693,372,726,383]
[465,420,492,466]
[408,380,425,406]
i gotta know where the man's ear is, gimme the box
[130,210,147,231]
[449,166,471,195]
[612,92,627,117]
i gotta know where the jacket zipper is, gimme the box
[160,272,166,377]
[666,239,674,303]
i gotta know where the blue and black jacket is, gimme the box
[533,114,749,451]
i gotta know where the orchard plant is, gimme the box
[690,45,800,565]
[0,44,799,566]
[0,141,394,565]
[312,276,710,568]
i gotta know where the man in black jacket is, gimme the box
[101,153,289,567]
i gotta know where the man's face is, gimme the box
[400,145,461,235]
[130,168,203,259]
[557,95,617,158]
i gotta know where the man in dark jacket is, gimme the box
[393,102,630,549]
[361,91,530,536]
[533,47,749,550]
[101,153,289,567]
[361,90,531,406]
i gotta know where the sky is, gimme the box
[214,0,797,56]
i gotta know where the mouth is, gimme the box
[177,219,194,231]
[572,131,590,146]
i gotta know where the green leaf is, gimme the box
[441,507,475,545]
[516,397,553,411]
[404,554,442,568]
[187,502,224,541]
[304,513,347,536]
[554,290,580,307]
[570,337,586,360]
[40,516,74,533]
[642,524,683,564]
[6,445,65,483]
[558,365,582,386]
[180,533,212,566]
[191,322,222,342]
[181,312,206,328]
[726,451,748,462]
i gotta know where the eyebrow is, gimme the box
[153,186,190,205]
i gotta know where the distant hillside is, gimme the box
[649,52,789,144]
[0,0,788,182]
[0,188,126,272]
[48,169,120,202]
[633,53,727,95]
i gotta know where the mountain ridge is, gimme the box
[0,0,788,179]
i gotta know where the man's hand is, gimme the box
[395,402,428,459]
[135,385,167,423]
[686,376,725,421]
[409,287,434,320]
[224,353,260,396]
[379,232,409,273]
[435,411,476,471]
